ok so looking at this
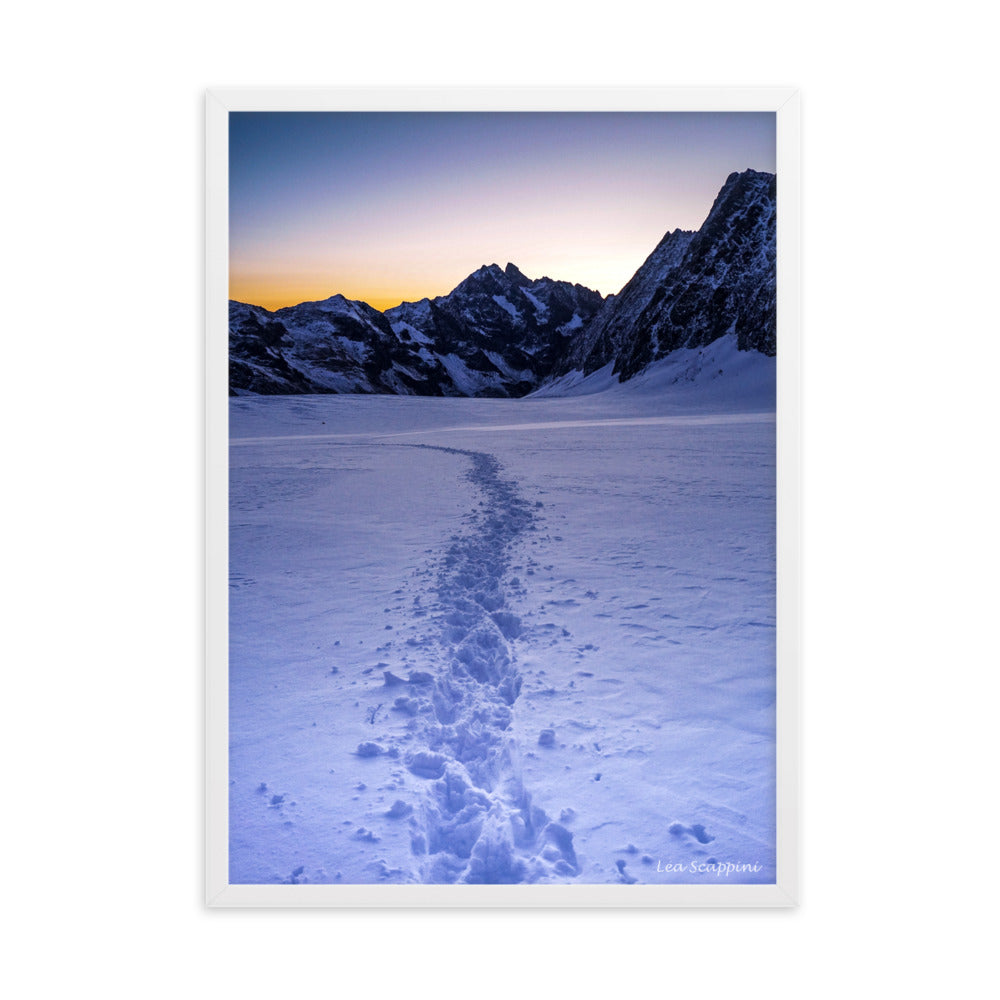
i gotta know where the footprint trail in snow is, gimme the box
[388,444,580,884]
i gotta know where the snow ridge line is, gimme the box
[394,444,580,884]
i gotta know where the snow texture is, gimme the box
[229,349,776,885]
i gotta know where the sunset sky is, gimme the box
[229,112,775,312]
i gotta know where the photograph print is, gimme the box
[218,101,788,897]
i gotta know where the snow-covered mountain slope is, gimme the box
[229,170,776,398]
[229,266,604,398]
[557,228,695,377]
[536,334,775,413]
[550,168,776,383]
[229,294,460,397]
[385,263,604,396]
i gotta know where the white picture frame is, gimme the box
[206,86,800,907]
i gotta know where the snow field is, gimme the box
[229,348,776,884]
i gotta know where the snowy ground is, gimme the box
[229,337,777,885]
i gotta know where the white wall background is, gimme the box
[4,2,995,995]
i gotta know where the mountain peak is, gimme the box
[504,262,529,286]
[553,168,776,380]
[724,167,773,185]
[701,168,775,237]
[231,170,775,398]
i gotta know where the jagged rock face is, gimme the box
[553,169,776,380]
[557,228,695,377]
[228,169,776,396]
[385,263,604,397]
[229,266,604,398]
[229,295,462,396]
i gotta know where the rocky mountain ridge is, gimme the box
[555,169,776,380]
[229,168,776,397]
[230,266,603,397]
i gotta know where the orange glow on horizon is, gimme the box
[229,112,776,317]
[229,253,640,313]
[228,279,443,313]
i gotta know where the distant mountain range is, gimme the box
[229,169,776,397]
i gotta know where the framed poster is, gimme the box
[206,87,800,906]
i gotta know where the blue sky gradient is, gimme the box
[230,112,776,310]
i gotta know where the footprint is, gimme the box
[615,859,637,884]
[668,821,715,844]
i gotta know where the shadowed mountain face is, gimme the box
[555,169,776,380]
[229,296,409,396]
[229,266,603,398]
[228,169,776,397]
[383,263,604,397]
